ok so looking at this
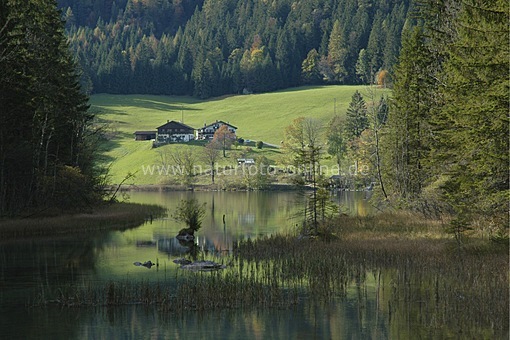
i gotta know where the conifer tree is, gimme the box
[301,49,321,84]
[382,27,434,201]
[60,0,412,97]
[435,0,509,226]
[323,20,348,83]
[344,91,369,140]
[355,49,370,84]
[0,0,94,214]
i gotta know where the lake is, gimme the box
[0,191,506,339]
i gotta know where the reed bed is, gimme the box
[33,210,508,337]
[331,211,447,239]
[235,232,508,336]
[35,232,507,337]
[34,267,300,311]
[0,202,166,239]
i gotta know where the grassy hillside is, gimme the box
[92,85,389,185]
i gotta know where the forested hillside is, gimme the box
[381,0,509,236]
[58,0,411,97]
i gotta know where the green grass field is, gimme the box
[91,85,389,185]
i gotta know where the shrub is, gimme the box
[256,140,263,149]
[172,198,206,232]
[41,165,101,211]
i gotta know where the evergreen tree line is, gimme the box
[322,0,508,236]
[381,0,509,235]
[59,0,411,98]
[0,0,100,216]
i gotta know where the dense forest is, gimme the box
[381,0,508,236]
[0,0,100,216]
[58,0,411,97]
[310,0,508,238]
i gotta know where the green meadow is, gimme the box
[92,85,389,185]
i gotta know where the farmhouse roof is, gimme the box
[157,120,195,131]
[134,130,157,135]
[202,120,238,129]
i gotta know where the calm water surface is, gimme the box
[0,191,505,339]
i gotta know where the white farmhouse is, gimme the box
[196,120,237,140]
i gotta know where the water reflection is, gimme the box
[0,190,376,303]
[331,190,373,216]
[0,192,336,293]
[0,299,389,340]
[3,261,504,340]
[2,191,504,339]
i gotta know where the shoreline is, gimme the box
[111,183,371,192]
[0,202,166,241]
[113,183,304,192]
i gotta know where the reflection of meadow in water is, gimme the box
[92,191,315,280]
[127,191,319,253]
[0,191,332,292]
[0,191,374,339]
[2,239,505,339]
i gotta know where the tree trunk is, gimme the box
[374,128,388,199]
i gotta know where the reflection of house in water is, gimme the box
[136,240,156,247]
[195,235,230,254]
[155,234,232,256]
[156,237,190,256]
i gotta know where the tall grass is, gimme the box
[0,202,166,239]
[35,266,300,311]
[330,210,447,240]
[234,233,508,336]
[36,233,507,337]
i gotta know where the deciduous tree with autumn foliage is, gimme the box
[213,125,236,157]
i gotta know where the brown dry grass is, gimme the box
[0,202,166,240]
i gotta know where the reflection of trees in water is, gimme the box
[0,238,98,291]
[235,236,507,338]
[33,300,388,338]
[136,191,326,238]
[155,236,191,256]
[332,190,372,216]
[0,235,114,340]
[179,239,200,260]
[152,191,329,256]
[159,191,302,232]
[0,230,142,299]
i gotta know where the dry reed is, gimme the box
[0,202,166,239]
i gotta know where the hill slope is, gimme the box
[62,0,410,97]
[93,85,389,184]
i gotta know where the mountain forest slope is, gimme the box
[58,0,411,98]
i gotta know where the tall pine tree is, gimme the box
[0,0,95,215]
[382,27,434,202]
[436,0,509,227]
